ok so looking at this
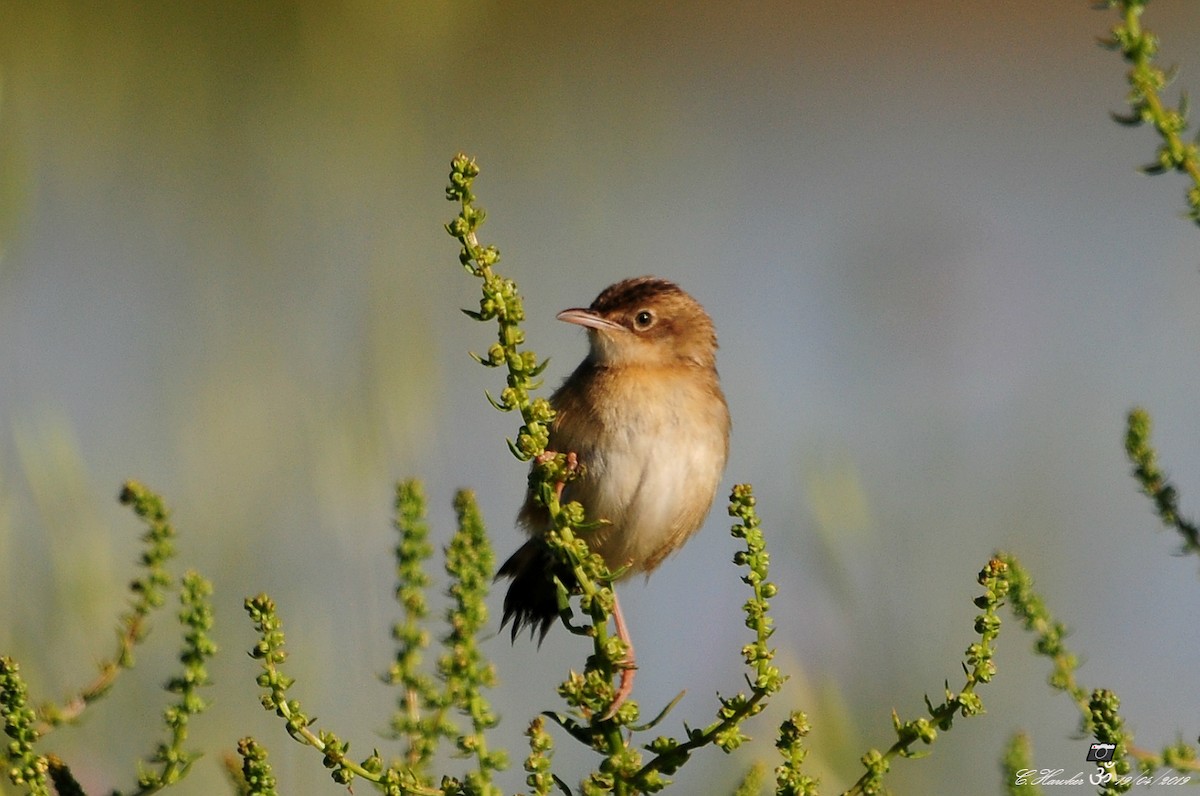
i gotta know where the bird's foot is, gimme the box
[536,450,579,503]
[558,451,579,501]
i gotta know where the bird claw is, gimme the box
[536,450,579,502]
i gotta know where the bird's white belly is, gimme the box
[573,394,727,573]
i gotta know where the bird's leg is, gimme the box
[600,589,637,720]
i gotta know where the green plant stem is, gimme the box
[245,594,443,796]
[523,716,557,796]
[35,481,178,733]
[123,569,216,795]
[842,557,1007,796]
[442,489,505,794]
[774,713,819,796]
[1100,0,1200,224]
[1125,407,1200,558]
[1002,732,1043,796]
[388,479,445,778]
[636,486,783,786]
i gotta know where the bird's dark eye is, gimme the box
[633,310,655,330]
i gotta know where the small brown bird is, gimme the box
[497,276,731,710]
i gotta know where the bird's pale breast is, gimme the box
[531,360,730,574]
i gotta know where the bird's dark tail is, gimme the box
[496,538,578,643]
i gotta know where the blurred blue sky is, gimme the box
[2,3,1200,794]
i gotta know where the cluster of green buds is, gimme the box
[0,657,46,793]
[233,737,277,796]
[773,712,818,796]
[1088,690,1133,795]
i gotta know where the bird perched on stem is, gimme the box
[497,276,731,714]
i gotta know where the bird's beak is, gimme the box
[556,308,625,333]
